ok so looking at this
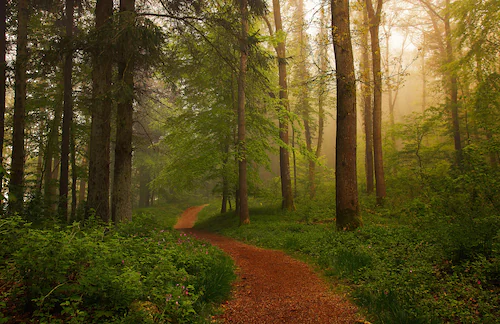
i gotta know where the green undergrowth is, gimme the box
[0,206,235,324]
[194,196,500,324]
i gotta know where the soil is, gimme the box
[174,206,364,324]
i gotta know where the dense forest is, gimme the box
[1,0,499,322]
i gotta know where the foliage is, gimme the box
[0,209,235,323]
[195,170,500,324]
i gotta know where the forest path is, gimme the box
[174,206,363,324]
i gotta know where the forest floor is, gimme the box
[174,206,364,324]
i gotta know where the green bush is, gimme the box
[0,211,235,323]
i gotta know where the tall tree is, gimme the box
[112,0,136,223]
[87,0,113,222]
[419,0,462,165]
[9,0,29,214]
[360,4,374,193]
[270,0,294,210]
[237,0,250,225]
[365,0,386,205]
[331,0,361,230]
[311,2,328,197]
[0,0,6,205]
[59,0,74,221]
[0,1,7,210]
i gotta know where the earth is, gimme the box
[174,205,366,324]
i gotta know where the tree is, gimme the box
[87,0,113,222]
[0,0,6,204]
[418,0,462,165]
[237,0,250,225]
[331,0,361,230]
[360,4,374,193]
[9,0,29,215]
[365,0,386,205]
[112,0,136,223]
[59,0,74,221]
[270,0,294,210]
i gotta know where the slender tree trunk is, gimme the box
[385,34,396,146]
[44,106,62,215]
[59,0,74,221]
[444,0,462,165]
[112,0,135,223]
[312,3,328,198]
[361,7,374,194]
[0,0,6,206]
[138,166,150,208]
[332,0,361,230]
[9,0,28,215]
[87,0,113,222]
[70,122,77,221]
[366,0,386,205]
[271,0,295,210]
[221,141,230,213]
[421,33,426,113]
[237,0,250,225]
[294,0,314,198]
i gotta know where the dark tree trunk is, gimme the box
[0,0,6,206]
[59,0,74,221]
[138,167,150,208]
[366,0,386,205]
[237,0,250,225]
[271,0,295,211]
[9,0,29,215]
[331,0,361,231]
[87,0,113,222]
[361,7,374,194]
[112,0,135,223]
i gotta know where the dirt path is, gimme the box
[174,206,362,324]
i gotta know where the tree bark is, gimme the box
[361,7,374,194]
[271,0,295,210]
[237,0,250,225]
[112,0,135,223]
[366,0,386,205]
[87,0,113,222]
[331,0,361,230]
[59,0,74,221]
[9,0,29,215]
[0,0,6,206]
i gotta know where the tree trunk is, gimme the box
[366,0,386,205]
[444,0,462,165]
[59,0,74,221]
[361,7,374,194]
[271,0,295,210]
[138,166,150,208]
[221,141,230,213]
[112,0,135,223]
[0,0,6,207]
[237,0,250,225]
[313,3,328,197]
[9,0,28,215]
[87,0,113,222]
[331,0,361,230]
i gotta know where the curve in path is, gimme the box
[174,206,363,324]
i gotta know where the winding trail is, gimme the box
[174,206,363,324]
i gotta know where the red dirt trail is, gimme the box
[174,206,364,324]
